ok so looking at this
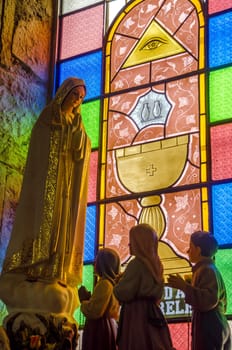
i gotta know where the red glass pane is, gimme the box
[208,1,232,15]
[60,5,104,60]
[211,124,232,181]
[169,322,191,350]
[87,151,98,203]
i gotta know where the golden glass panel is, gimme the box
[116,135,189,193]
[123,20,185,68]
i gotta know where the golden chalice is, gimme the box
[115,134,192,279]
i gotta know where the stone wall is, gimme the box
[0,0,55,282]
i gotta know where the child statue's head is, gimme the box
[191,231,218,258]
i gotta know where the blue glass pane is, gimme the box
[209,12,232,68]
[212,183,232,245]
[84,205,96,262]
[57,50,102,100]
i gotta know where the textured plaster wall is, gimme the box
[0,0,55,271]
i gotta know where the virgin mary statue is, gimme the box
[1,77,91,289]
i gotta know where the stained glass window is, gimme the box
[56,0,232,347]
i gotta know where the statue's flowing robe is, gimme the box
[2,79,91,287]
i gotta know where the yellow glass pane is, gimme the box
[201,187,208,202]
[202,203,209,231]
[199,74,206,114]
[201,163,207,182]
[100,164,106,200]
[199,27,205,69]
[200,114,207,163]
[103,98,109,121]
[101,120,107,163]
[104,56,111,93]
[201,187,209,231]
[98,204,105,246]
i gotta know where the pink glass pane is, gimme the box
[208,1,232,15]
[169,322,191,350]
[211,124,232,181]
[60,5,103,60]
[87,151,98,203]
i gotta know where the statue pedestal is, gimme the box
[0,273,79,349]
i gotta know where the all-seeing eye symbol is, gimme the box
[140,37,167,51]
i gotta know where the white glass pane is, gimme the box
[61,0,102,14]
[106,0,127,29]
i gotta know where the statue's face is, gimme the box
[70,86,86,109]
[62,85,86,112]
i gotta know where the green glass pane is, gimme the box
[215,249,232,315]
[82,99,100,149]
[74,264,94,328]
[0,300,8,325]
[209,66,232,123]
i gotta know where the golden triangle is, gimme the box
[123,20,185,68]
